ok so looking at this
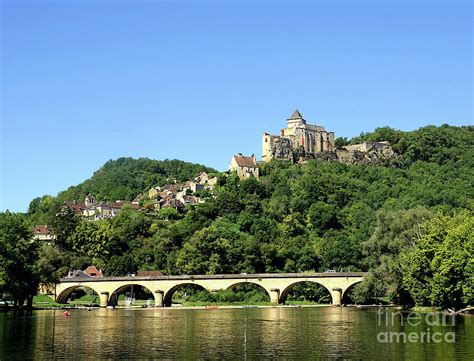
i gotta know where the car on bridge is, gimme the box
[324,270,336,273]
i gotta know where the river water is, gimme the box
[1,307,473,360]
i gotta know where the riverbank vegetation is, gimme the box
[1,124,472,311]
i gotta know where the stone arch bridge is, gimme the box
[46,272,367,307]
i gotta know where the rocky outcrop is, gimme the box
[296,141,397,166]
[268,136,294,161]
[268,138,397,166]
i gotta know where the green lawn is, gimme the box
[32,294,62,308]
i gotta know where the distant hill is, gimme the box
[56,158,218,203]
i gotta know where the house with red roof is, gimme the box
[32,225,55,241]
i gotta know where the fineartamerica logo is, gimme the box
[376,309,456,344]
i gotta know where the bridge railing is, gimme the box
[59,272,368,283]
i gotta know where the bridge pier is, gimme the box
[331,288,342,306]
[99,292,109,307]
[155,290,164,307]
[270,288,280,305]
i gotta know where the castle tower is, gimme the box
[286,109,306,128]
[85,194,96,207]
[262,110,335,162]
[262,132,273,162]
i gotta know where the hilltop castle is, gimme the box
[261,110,394,165]
[262,110,335,162]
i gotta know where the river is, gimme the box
[1,307,473,359]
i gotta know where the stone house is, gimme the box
[83,201,123,221]
[194,172,210,184]
[187,181,204,193]
[229,154,259,180]
[207,176,218,188]
[64,200,86,214]
[148,187,160,199]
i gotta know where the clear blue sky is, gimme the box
[1,1,472,212]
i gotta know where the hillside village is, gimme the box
[33,110,394,236]
[33,171,218,239]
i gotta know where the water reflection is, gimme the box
[0,307,472,359]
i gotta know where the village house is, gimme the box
[229,154,259,180]
[32,225,55,241]
[161,197,185,212]
[64,194,138,221]
[193,172,217,189]
[83,266,103,277]
[207,176,218,188]
[64,200,86,214]
[186,180,204,193]
[83,201,123,221]
[148,187,160,199]
[80,194,122,220]
[66,265,103,278]
[179,194,202,206]
[194,172,210,184]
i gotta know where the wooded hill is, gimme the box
[1,124,473,310]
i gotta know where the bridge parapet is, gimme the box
[58,272,368,283]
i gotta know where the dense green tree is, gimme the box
[36,244,67,284]
[401,211,473,309]
[50,205,79,251]
[334,137,349,147]
[306,201,337,234]
[175,220,256,274]
[0,212,39,311]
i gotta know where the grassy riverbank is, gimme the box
[32,294,100,309]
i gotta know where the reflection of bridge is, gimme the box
[49,272,367,307]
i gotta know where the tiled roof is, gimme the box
[33,225,50,235]
[83,266,103,277]
[233,155,257,168]
[64,201,86,212]
[163,198,184,208]
[182,195,199,204]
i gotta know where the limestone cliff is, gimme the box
[279,141,397,166]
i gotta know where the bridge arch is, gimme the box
[109,283,156,307]
[56,285,101,304]
[225,281,271,302]
[163,282,211,307]
[280,281,332,305]
[342,280,364,305]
